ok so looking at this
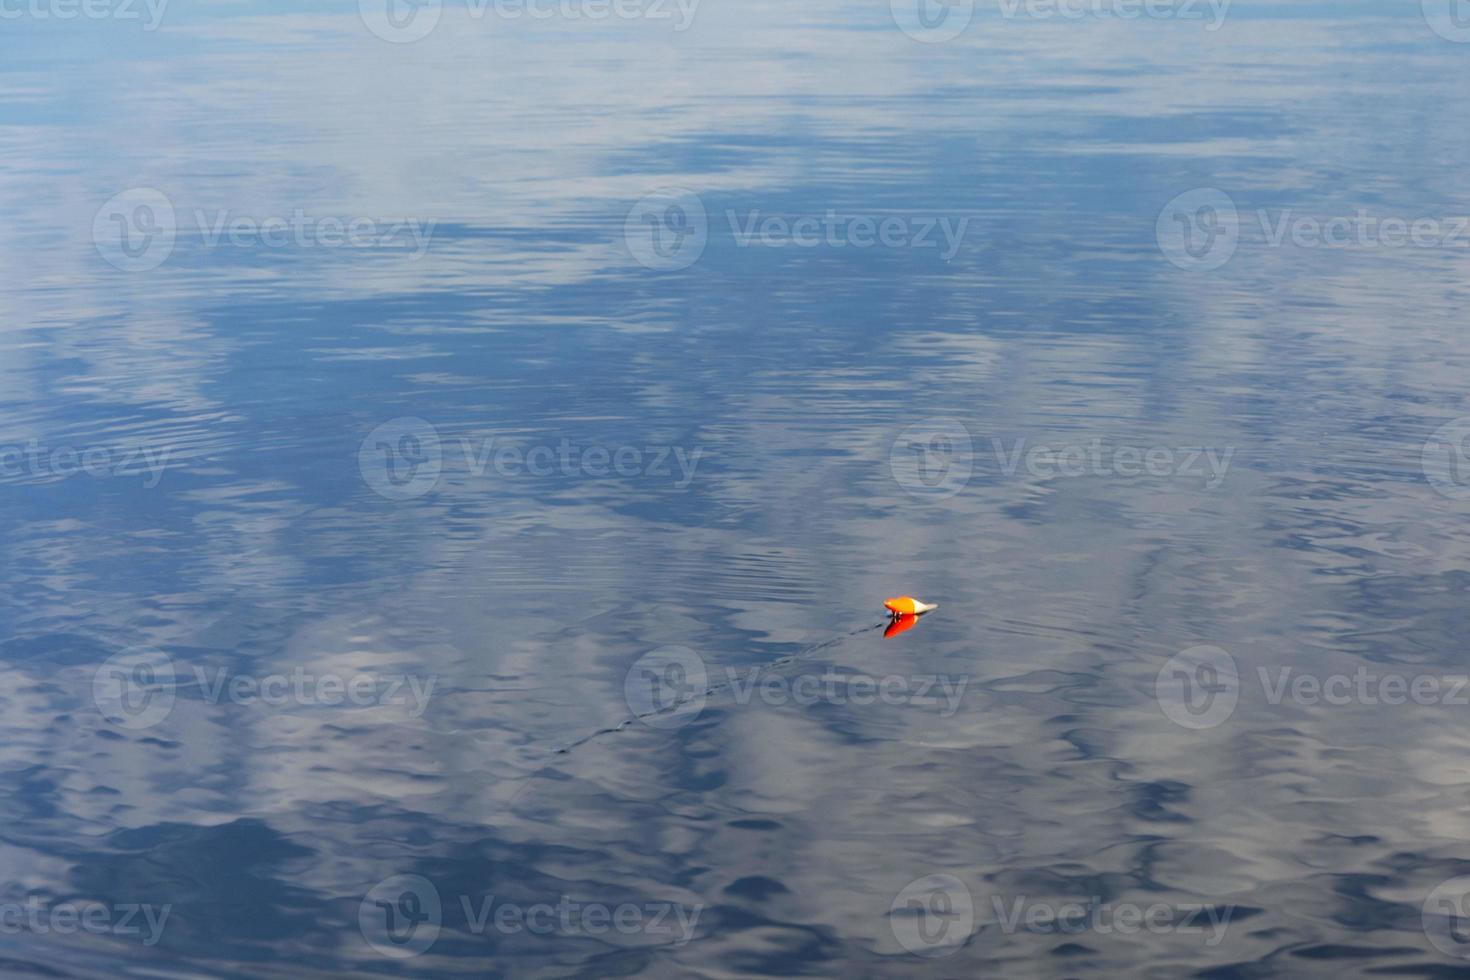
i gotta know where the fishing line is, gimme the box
[495,617,897,816]
[551,619,890,756]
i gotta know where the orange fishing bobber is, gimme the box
[883,596,938,617]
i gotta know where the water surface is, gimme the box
[3,0,1470,975]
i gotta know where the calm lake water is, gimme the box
[4,0,1470,975]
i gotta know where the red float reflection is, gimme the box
[884,614,919,638]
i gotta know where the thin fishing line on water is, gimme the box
[491,614,911,817]
[488,598,940,817]
[551,618,892,756]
